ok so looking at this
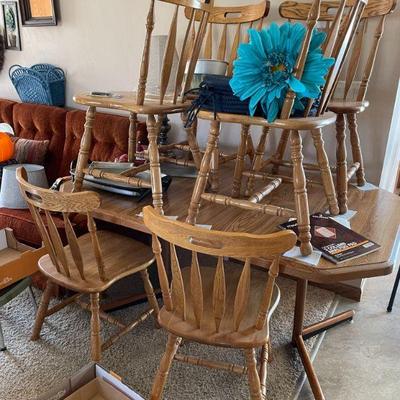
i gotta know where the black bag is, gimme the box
[185,75,261,127]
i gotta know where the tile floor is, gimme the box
[297,267,400,400]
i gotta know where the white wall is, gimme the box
[0,0,399,184]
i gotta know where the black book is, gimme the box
[279,213,381,264]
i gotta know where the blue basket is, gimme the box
[9,63,65,107]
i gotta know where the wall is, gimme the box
[0,0,399,184]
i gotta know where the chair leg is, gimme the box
[140,269,160,323]
[31,280,54,341]
[90,293,102,362]
[0,320,6,351]
[347,113,366,187]
[246,127,269,197]
[291,130,313,256]
[272,129,290,175]
[128,112,138,163]
[311,128,339,216]
[336,114,348,214]
[245,348,263,400]
[150,334,182,400]
[259,344,269,397]
[73,106,96,192]
[232,124,250,198]
[187,120,221,225]
[184,116,202,170]
[388,265,400,312]
[28,285,38,311]
[147,114,164,214]
[210,128,220,192]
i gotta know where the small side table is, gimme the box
[0,228,46,350]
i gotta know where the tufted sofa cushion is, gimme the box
[60,110,130,177]
[12,103,68,184]
[0,98,15,126]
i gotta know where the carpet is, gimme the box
[0,277,335,400]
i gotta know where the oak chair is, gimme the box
[143,206,297,399]
[16,167,159,362]
[72,0,213,215]
[176,1,270,190]
[273,0,397,213]
[187,0,367,256]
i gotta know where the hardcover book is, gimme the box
[279,213,381,264]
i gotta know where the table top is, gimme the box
[63,164,400,284]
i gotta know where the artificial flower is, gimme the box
[230,22,335,122]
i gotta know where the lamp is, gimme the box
[0,164,48,209]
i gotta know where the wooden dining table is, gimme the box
[62,164,400,400]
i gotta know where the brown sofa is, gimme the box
[0,98,146,247]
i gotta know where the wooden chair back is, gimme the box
[16,167,107,282]
[143,206,297,332]
[185,1,270,76]
[136,0,213,106]
[280,0,395,105]
[278,0,367,119]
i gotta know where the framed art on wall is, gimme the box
[20,0,57,26]
[1,1,21,51]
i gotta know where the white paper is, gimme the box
[283,247,322,267]
[326,209,357,221]
[351,181,378,191]
[0,229,7,251]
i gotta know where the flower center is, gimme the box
[261,52,293,87]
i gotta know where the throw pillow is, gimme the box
[12,138,50,165]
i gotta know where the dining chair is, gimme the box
[143,205,297,399]
[16,167,159,362]
[171,1,270,190]
[272,0,397,213]
[187,0,367,256]
[72,0,213,215]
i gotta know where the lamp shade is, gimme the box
[0,164,48,209]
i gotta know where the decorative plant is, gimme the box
[5,6,16,32]
[230,22,335,122]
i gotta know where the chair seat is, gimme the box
[158,263,280,349]
[73,91,192,115]
[328,100,369,114]
[197,110,337,130]
[38,230,155,293]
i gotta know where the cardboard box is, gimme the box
[36,364,144,400]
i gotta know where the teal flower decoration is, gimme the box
[230,22,335,122]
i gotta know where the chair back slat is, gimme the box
[212,256,226,332]
[217,24,228,60]
[204,23,213,58]
[190,252,203,328]
[137,0,156,106]
[343,18,367,99]
[322,0,347,57]
[255,257,280,330]
[233,258,251,331]
[63,213,85,280]
[16,167,107,283]
[357,14,386,102]
[280,0,322,119]
[318,0,366,113]
[170,243,186,320]
[227,24,242,77]
[143,206,297,334]
[159,5,179,105]
[45,210,70,277]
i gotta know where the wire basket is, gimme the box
[9,63,65,107]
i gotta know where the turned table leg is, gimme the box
[187,120,221,225]
[311,128,339,216]
[347,113,366,187]
[290,130,312,256]
[336,114,348,214]
[73,106,96,193]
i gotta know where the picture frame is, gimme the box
[1,1,21,51]
[20,0,57,27]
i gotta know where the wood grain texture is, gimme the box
[336,114,348,214]
[347,112,366,186]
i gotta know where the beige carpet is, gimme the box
[0,277,335,400]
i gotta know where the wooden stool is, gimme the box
[143,206,297,399]
[272,0,397,214]
[16,167,159,362]
[72,0,213,215]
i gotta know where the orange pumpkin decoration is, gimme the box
[0,132,15,162]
